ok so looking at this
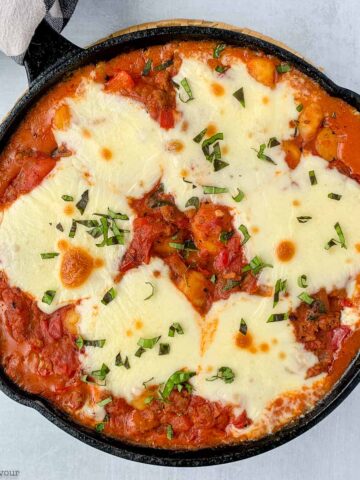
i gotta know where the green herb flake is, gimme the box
[97,396,112,407]
[232,188,245,203]
[328,193,342,201]
[161,370,196,399]
[168,322,184,337]
[91,363,110,381]
[298,274,308,288]
[206,366,235,384]
[309,170,317,185]
[144,396,154,405]
[239,318,247,336]
[325,222,347,250]
[56,223,64,232]
[154,59,173,71]
[166,424,174,440]
[297,216,312,223]
[95,422,106,433]
[298,291,315,305]
[296,103,303,112]
[267,312,289,323]
[159,343,170,356]
[69,219,77,238]
[42,290,56,305]
[61,195,74,202]
[75,336,84,349]
[40,252,59,259]
[84,339,106,348]
[253,143,276,165]
[135,346,146,358]
[142,59,152,76]
[238,224,251,245]
[222,279,242,291]
[185,196,200,209]
[233,87,245,107]
[76,190,89,215]
[268,137,280,148]
[115,353,130,369]
[242,256,273,275]
[215,65,229,74]
[144,281,155,300]
[210,274,217,284]
[193,128,207,144]
[101,287,117,305]
[213,43,226,58]
[179,78,194,103]
[137,336,161,349]
[219,230,234,244]
[203,185,228,194]
[276,63,291,73]
[273,279,287,307]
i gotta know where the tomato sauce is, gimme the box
[0,40,359,449]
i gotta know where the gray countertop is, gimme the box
[0,0,359,478]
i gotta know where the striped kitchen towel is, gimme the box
[0,0,78,63]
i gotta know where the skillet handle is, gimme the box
[24,20,83,86]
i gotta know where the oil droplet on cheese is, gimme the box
[259,342,270,353]
[355,243,360,253]
[166,140,184,152]
[135,320,143,330]
[58,239,69,251]
[206,123,217,137]
[64,204,74,216]
[82,128,92,138]
[262,96,269,105]
[211,82,225,96]
[276,240,296,262]
[60,247,95,288]
[235,331,254,350]
[251,226,260,234]
[101,147,113,161]
[292,199,300,206]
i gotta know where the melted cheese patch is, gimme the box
[1,56,360,430]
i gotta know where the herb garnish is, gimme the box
[97,397,112,407]
[206,366,235,384]
[137,336,161,349]
[179,78,194,103]
[40,252,59,259]
[273,279,287,307]
[76,190,89,215]
[242,256,273,275]
[144,282,155,300]
[296,104,303,112]
[232,189,245,203]
[298,274,308,288]
[268,137,280,148]
[185,196,200,209]
[238,224,251,245]
[159,343,170,355]
[61,195,74,201]
[276,63,291,73]
[42,290,56,305]
[325,222,347,249]
[101,287,117,305]
[297,216,312,223]
[328,193,342,201]
[193,128,207,144]
[213,43,226,58]
[267,313,289,323]
[222,279,242,291]
[233,87,245,107]
[154,59,173,71]
[115,352,130,369]
[309,170,317,185]
[253,143,276,165]
[220,230,234,244]
[239,318,247,336]
[166,424,174,440]
[215,65,229,74]
[142,59,152,76]
[168,322,184,337]
[298,292,315,305]
[203,185,228,194]
[160,370,196,399]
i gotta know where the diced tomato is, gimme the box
[159,109,175,129]
[231,410,252,429]
[105,70,136,93]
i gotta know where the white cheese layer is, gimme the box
[1,56,359,427]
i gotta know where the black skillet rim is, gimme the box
[0,25,359,467]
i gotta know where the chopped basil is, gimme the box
[242,256,273,275]
[232,189,245,203]
[76,220,99,228]
[84,339,106,348]
[325,222,347,250]
[75,336,84,349]
[276,63,291,73]
[328,193,342,201]
[101,287,117,305]
[142,377,155,389]
[144,282,155,300]
[154,59,173,71]
[193,128,207,143]
[40,252,59,259]
[91,363,110,381]
[76,190,89,215]
[168,322,184,337]
[137,336,161,349]
[81,374,106,387]
[56,222,64,232]
[42,290,56,305]
[298,291,315,305]
[61,195,74,201]
[233,87,245,107]
[210,274,217,284]
[94,208,129,221]
[239,318,247,336]
[267,312,289,323]
[169,242,185,250]
[309,170,317,185]
[223,279,242,291]
[179,78,194,103]
[296,103,303,112]
[206,366,235,384]
[142,59,152,76]
[95,422,106,433]
[95,217,109,247]
[144,396,154,404]
[135,346,146,358]
[273,278,287,307]
[238,224,251,245]
[185,196,200,209]
[160,370,196,399]
[201,133,225,166]
[166,424,174,440]
[214,157,229,171]
[159,343,170,355]
[203,185,228,194]
[298,274,308,288]
[213,43,226,58]
[115,352,130,369]
[297,216,312,223]
[268,137,280,148]
[220,230,234,243]
[97,396,112,407]
[215,65,229,74]
[69,219,77,238]
[253,144,276,165]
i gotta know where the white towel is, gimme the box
[0,0,78,63]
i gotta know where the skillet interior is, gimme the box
[0,23,359,466]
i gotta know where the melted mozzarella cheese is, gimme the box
[1,55,359,430]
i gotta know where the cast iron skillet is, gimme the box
[0,19,359,467]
